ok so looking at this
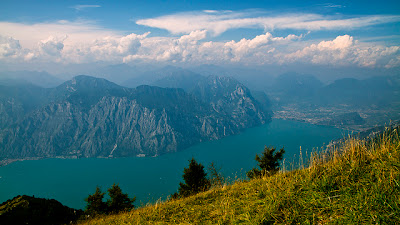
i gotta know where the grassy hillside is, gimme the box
[80,129,400,224]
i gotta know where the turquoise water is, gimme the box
[0,119,346,209]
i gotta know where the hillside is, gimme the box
[80,128,400,224]
[0,195,82,225]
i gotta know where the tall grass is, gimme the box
[80,128,400,224]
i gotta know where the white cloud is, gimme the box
[0,35,22,58]
[284,35,400,68]
[136,10,400,35]
[0,19,399,69]
[0,20,121,48]
[39,35,67,56]
[71,5,101,11]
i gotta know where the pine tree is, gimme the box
[178,158,210,197]
[84,186,107,215]
[247,147,285,179]
[107,183,136,213]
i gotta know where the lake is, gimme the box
[0,119,347,209]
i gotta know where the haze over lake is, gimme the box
[0,119,346,209]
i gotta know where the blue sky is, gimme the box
[0,0,399,72]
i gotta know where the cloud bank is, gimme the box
[0,9,399,69]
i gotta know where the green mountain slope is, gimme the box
[80,128,400,224]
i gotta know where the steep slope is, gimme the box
[0,75,270,162]
[0,82,49,129]
[191,75,270,127]
[80,127,400,224]
[0,195,82,225]
[153,74,273,127]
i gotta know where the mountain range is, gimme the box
[0,74,271,164]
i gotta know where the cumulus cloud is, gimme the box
[61,32,150,63]
[0,35,22,58]
[285,35,400,68]
[39,35,67,56]
[122,31,304,64]
[0,19,399,69]
[137,10,400,35]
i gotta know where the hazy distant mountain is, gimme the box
[86,63,143,84]
[0,75,270,163]
[122,66,191,88]
[0,71,64,88]
[190,64,274,91]
[151,69,204,91]
[316,75,400,107]
[269,72,323,101]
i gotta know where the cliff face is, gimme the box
[0,75,271,161]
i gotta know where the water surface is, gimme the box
[0,119,346,209]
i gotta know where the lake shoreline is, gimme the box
[0,119,346,209]
[0,118,350,168]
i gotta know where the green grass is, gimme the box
[79,129,400,224]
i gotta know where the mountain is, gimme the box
[0,71,64,88]
[190,64,275,91]
[0,75,271,163]
[151,69,204,91]
[0,82,50,129]
[122,66,191,88]
[190,76,269,126]
[268,72,324,103]
[151,73,272,127]
[316,75,400,107]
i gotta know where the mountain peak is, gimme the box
[58,75,122,93]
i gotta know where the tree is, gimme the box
[178,158,210,197]
[84,186,107,215]
[107,183,136,213]
[208,162,224,187]
[247,147,285,179]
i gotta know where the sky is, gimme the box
[0,0,400,75]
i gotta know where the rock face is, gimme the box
[0,75,271,162]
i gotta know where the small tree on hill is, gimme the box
[208,162,224,187]
[178,158,210,197]
[107,183,136,213]
[84,186,107,215]
[247,146,285,179]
